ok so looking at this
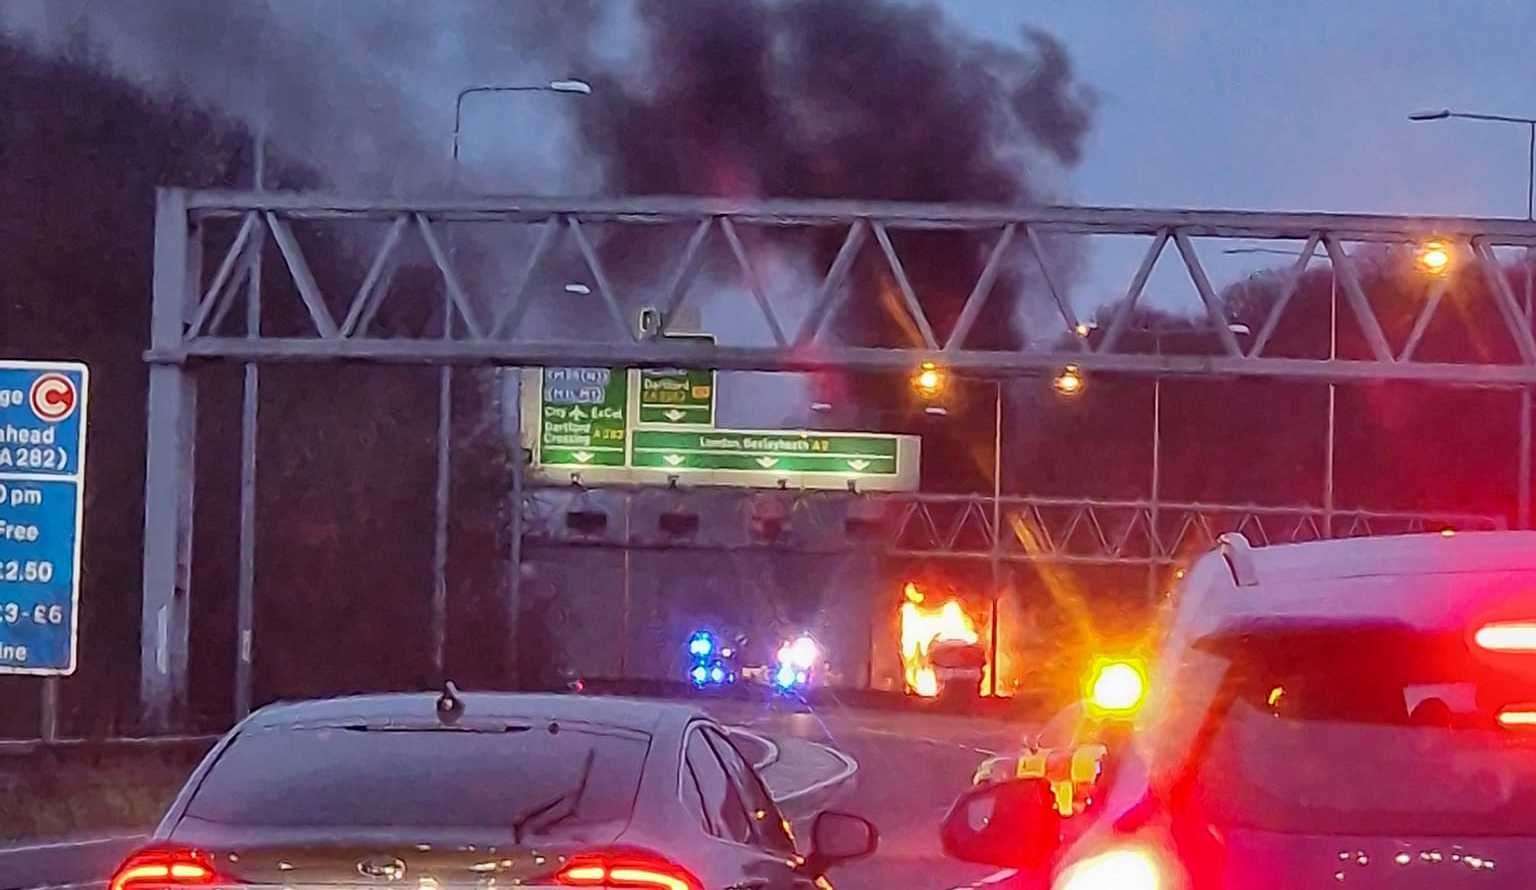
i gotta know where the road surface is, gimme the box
[724,696,1022,890]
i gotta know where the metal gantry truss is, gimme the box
[524,486,1505,566]
[139,190,1536,728]
[158,190,1536,383]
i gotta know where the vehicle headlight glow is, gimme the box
[775,665,797,688]
[1055,847,1163,890]
[788,635,819,670]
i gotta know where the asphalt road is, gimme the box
[725,697,1023,890]
[0,697,1021,890]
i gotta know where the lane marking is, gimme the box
[0,835,142,856]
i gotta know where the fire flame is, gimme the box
[899,582,980,697]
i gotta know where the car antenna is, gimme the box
[437,680,465,724]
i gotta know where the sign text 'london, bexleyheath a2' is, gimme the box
[630,429,898,475]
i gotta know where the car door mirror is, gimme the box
[803,811,878,873]
[940,778,1063,869]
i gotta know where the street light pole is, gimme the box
[449,78,591,685]
[989,379,1002,697]
[1411,108,1535,528]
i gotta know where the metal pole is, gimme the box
[507,370,524,688]
[1527,121,1534,223]
[1325,271,1337,537]
[234,130,265,719]
[1146,328,1162,597]
[1148,374,1162,597]
[989,380,1002,697]
[1522,389,1532,529]
[39,677,59,743]
[1522,122,1534,529]
[620,495,632,678]
[432,280,453,680]
[141,189,199,731]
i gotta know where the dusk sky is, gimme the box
[7,0,1535,318]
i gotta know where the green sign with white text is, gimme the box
[538,367,628,467]
[631,429,900,476]
[638,367,715,427]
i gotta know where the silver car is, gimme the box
[110,691,876,890]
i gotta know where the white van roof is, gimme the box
[1178,531,1536,639]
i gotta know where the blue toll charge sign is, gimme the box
[0,361,88,675]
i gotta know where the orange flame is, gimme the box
[899,582,980,697]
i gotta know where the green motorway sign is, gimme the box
[538,367,628,467]
[637,367,715,427]
[631,429,900,476]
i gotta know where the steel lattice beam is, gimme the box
[149,188,1536,385]
[522,487,1505,566]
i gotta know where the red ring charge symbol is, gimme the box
[29,374,77,423]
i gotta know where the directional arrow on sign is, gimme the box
[572,451,593,463]
[664,409,687,422]
[663,454,685,467]
[755,456,779,468]
[847,459,870,471]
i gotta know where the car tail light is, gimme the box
[1475,621,1536,652]
[109,849,220,890]
[554,851,703,890]
[1497,705,1536,728]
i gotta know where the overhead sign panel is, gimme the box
[636,333,716,428]
[0,360,88,676]
[523,364,920,491]
[631,429,899,475]
[637,367,715,427]
[537,367,628,468]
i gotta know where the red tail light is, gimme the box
[110,849,220,890]
[554,850,703,890]
[1475,621,1536,652]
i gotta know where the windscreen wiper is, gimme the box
[511,747,596,843]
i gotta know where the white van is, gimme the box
[941,531,1536,889]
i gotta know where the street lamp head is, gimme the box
[912,361,945,399]
[549,79,593,95]
[1052,365,1085,397]
[1408,109,1451,122]
[1416,240,1452,275]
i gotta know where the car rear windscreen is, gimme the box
[1189,621,1536,835]
[182,724,650,829]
